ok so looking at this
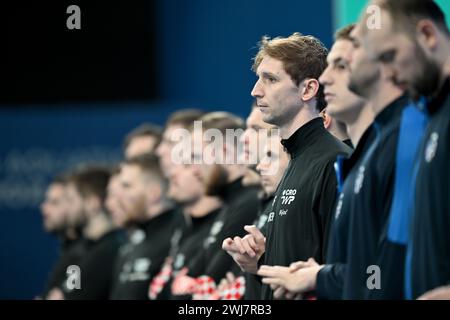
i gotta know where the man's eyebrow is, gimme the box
[327,56,345,66]
[260,71,278,79]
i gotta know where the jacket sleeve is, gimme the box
[203,199,259,282]
[316,263,346,300]
[313,161,339,263]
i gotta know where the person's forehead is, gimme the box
[328,40,352,63]
[121,164,141,177]
[353,25,374,56]
[108,176,120,187]
[362,9,394,40]
[48,186,64,198]
[257,55,285,75]
[66,183,81,197]
[164,124,183,138]
[350,24,361,40]
[66,182,76,190]
[363,28,409,62]
[49,183,65,192]
[131,135,154,145]
[191,130,202,143]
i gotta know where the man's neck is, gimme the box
[83,212,113,241]
[146,200,173,220]
[184,195,222,218]
[64,228,79,241]
[369,83,403,117]
[346,103,374,147]
[280,106,319,139]
[329,127,350,142]
[225,165,246,184]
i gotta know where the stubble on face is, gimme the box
[406,43,442,101]
[204,164,229,196]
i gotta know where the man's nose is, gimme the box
[251,79,263,98]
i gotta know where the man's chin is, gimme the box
[261,115,277,126]
[326,106,347,123]
[242,168,261,187]
[205,164,229,196]
[325,104,338,117]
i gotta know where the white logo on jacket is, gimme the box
[281,189,297,205]
[257,213,269,229]
[174,253,185,270]
[119,258,152,282]
[204,220,224,248]
[425,132,439,163]
[130,229,146,244]
[354,166,365,194]
[335,193,344,220]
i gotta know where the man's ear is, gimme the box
[300,78,320,102]
[85,195,102,215]
[416,19,439,51]
[322,112,332,130]
[146,183,161,205]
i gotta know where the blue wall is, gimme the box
[154,0,333,110]
[0,0,333,299]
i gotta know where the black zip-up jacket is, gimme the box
[342,95,408,299]
[409,78,450,299]
[42,236,87,298]
[153,207,221,300]
[109,208,184,299]
[62,230,123,300]
[244,195,273,300]
[261,118,351,299]
[186,178,259,283]
[316,125,376,300]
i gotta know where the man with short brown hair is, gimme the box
[47,166,123,300]
[124,123,163,159]
[110,154,183,299]
[156,109,205,178]
[360,0,450,300]
[223,33,351,299]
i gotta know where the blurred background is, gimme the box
[2,0,449,299]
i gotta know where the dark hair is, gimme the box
[378,0,449,35]
[165,109,205,129]
[252,32,329,111]
[68,166,111,203]
[124,153,167,189]
[123,123,163,151]
[334,24,356,41]
[199,112,245,134]
[52,173,69,185]
[109,165,121,177]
